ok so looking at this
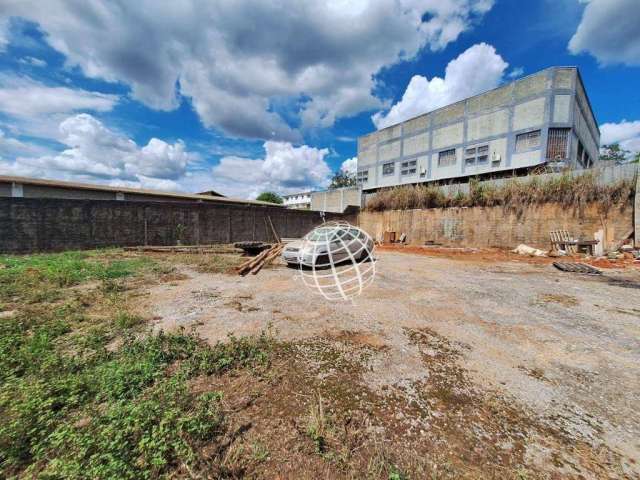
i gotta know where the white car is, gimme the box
[282,225,374,267]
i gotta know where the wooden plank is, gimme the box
[250,244,284,275]
[267,215,281,244]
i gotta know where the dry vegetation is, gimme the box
[365,172,635,213]
[1,248,634,478]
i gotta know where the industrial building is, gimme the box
[0,175,275,206]
[357,67,600,192]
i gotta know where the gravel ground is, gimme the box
[143,250,640,477]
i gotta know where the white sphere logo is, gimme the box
[295,221,376,301]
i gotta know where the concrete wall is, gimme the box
[357,67,599,191]
[310,187,361,213]
[0,198,345,253]
[359,201,632,252]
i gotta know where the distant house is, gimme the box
[282,191,313,209]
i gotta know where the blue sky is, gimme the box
[0,0,638,198]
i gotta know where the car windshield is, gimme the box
[306,227,353,242]
[305,228,334,242]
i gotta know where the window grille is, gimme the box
[546,128,570,160]
[357,170,368,184]
[438,148,456,167]
[401,159,417,175]
[515,130,541,153]
[382,162,395,176]
[464,144,489,165]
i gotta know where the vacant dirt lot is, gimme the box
[141,249,640,478]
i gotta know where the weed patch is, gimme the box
[0,250,272,479]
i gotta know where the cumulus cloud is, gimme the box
[0,75,118,118]
[0,74,120,143]
[2,0,495,140]
[212,141,332,198]
[340,157,357,176]
[372,43,508,129]
[600,119,640,154]
[569,0,640,66]
[0,129,51,158]
[0,114,199,188]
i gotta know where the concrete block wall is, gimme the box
[359,201,633,252]
[0,198,345,253]
[310,187,361,213]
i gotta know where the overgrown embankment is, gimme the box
[360,173,636,249]
[365,172,634,213]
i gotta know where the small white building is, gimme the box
[282,191,313,209]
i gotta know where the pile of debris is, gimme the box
[235,243,284,276]
[512,228,639,264]
[235,214,286,276]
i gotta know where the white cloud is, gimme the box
[340,157,357,176]
[0,113,199,188]
[372,43,508,129]
[19,56,47,67]
[600,119,640,154]
[569,0,640,66]
[212,141,332,198]
[2,0,495,140]
[0,17,9,52]
[0,75,118,118]
[508,67,524,78]
[0,129,51,158]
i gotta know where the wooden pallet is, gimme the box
[552,262,601,275]
[549,230,577,254]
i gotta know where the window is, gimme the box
[465,147,476,165]
[438,148,456,167]
[576,140,593,168]
[382,162,395,176]
[357,170,369,184]
[515,130,541,153]
[464,145,489,165]
[401,159,417,176]
[477,145,489,164]
[546,128,570,160]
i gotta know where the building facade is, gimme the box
[282,191,313,209]
[357,67,600,192]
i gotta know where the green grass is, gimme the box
[0,249,272,479]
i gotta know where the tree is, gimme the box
[600,143,630,164]
[329,171,356,189]
[256,191,283,204]
[632,152,640,164]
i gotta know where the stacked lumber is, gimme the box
[235,243,284,276]
[124,245,240,254]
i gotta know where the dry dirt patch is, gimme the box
[141,250,640,478]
